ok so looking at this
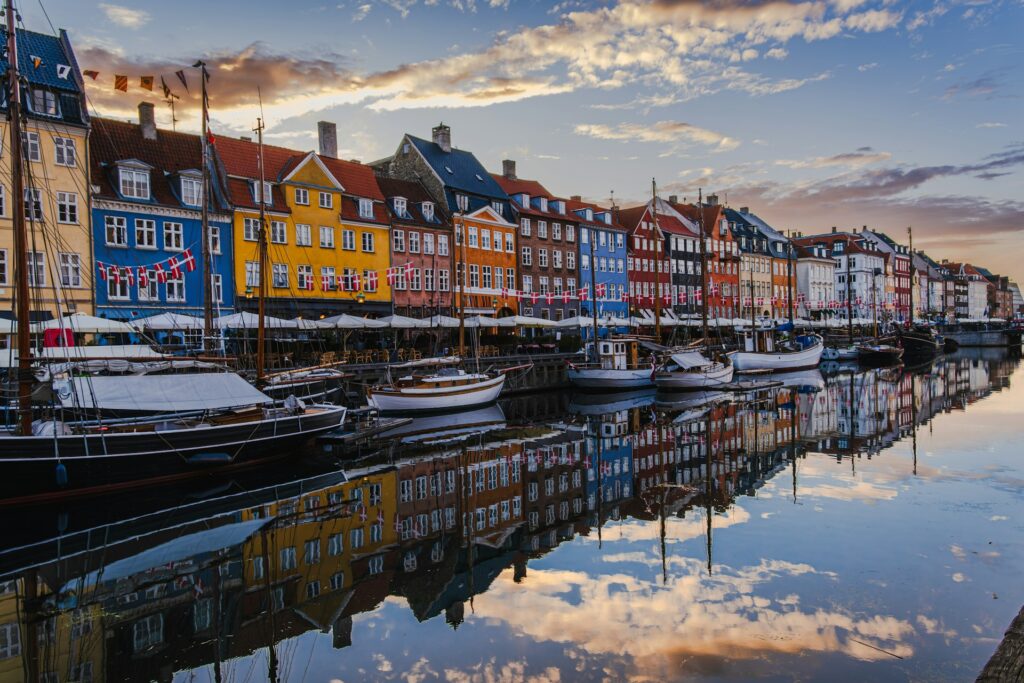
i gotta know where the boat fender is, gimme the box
[284,395,306,414]
[55,462,68,488]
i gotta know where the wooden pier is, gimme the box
[978,605,1024,682]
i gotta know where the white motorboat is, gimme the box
[654,350,734,391]
[366,368,506,413]
[729,324,824,372]
[567,338,656,389]
[822,345,860,362]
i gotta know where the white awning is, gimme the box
[670,351,713,369]
[132,312,205,330]
[55,372,272,412]
[216,311,298,329]
[34,313,138,334]
[320,314,389,329]
[380,314,433,329]
[495,315,558,328]
[427,315,463,328]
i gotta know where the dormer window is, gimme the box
[253,181,272,205]
[518,193,530,207]
[30,88,58,117]
[180,175,202,207]
[422,202,434,221]
[359,198,374,219]
[538,197,548,212]
[491,201,504,217]
[119,167,150,200]
[456,194,469,212]
[394,197,407,217]
[585,208,593,221]
[552,200,565,214]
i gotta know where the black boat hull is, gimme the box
[900,331,942,361]
[0,406,346,503]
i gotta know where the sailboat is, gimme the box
[0,22,345,502]
[897,227,942,364]
[655,187,734,391]
[567,337,658,389]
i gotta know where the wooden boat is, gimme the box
[366,367,506,413]
[729,324,824,373]
[567,338,656,390]
[855,342,904,367]
[823,345,859,361]
[654,350,734,391]
[260,367,346,403]
[898,325,942,362]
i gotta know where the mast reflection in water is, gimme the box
[0,349,1020,682]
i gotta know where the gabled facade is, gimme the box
[377,177,453,316]
[725,209,774,318]
[794,230,886,318]
[452,205,518,315]
[567,197,628,321]
[673,196,740,320]
[861,229,912,321]
[729,207,796,318]
[90,106,234,322]
[0,28,92,319]
[493,162,578,320]
[216,123,392,317]
[618,202,671,314]
[794,243,835,318]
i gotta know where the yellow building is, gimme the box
[217,131,393,318]
[0,29,93,320]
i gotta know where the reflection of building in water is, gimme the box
[522,430,587,549]
[586,408,634,526]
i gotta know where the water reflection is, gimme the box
[0,349,1019,682]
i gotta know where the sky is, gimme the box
[23,0,1024,281]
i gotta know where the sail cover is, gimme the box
[670,351,713,369]
[56,373,272,412]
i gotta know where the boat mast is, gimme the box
[786,232,794,329]
[651,179,662,342]
[6,2,32,435]
[872,269,878,339]
[457,213,466,358]
[255,115,268,381]
[907,226,914,327]
[588,215,601,364]
[846,237,853,345]
[197,60,214,352]
[698,189,709,352]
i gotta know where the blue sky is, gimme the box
[27,0,1024,280]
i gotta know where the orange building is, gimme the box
[453,206,519,316]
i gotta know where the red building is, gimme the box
[673,197,740,320]
[618,204,671,315]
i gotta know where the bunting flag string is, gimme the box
[96,247,197,284]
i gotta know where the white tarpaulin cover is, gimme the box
[320,314,389,329]
[380,315,433,328]
[34,313,138,334]
[132,312,204,330]
[670,351,713,369]
[56,372,272,412]
[217,311,297,329]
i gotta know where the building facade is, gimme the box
[90,106,234,323]
[0,29,92,320]
[568,198,628,322]
[674,197,740,320]
[794,243,836,318]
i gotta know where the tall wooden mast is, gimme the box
[651,179,662,341]
[6,3,32,435]
[588,213,601,364]
[697,189,709,351]
[907,226,915,327]
[196,60,214,351]
[457,213,466,357]
[255,116,268,381]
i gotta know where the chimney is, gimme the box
[668,194,678,204]
[831,226,837,233]
[570,195,582,201]
[317,121,338,158]
[138,102,156,141]
[707,193,719,206]
[432,122,451,153]
[740,206,749,214]
[502,159,516,179]
[239,136,252,142]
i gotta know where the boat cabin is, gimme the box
[739,326,777,353]
[589,338,642,370]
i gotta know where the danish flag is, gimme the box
[123,267,134,287]
[110,266,120,284]
[168,257,181,279]
[181,248,197,272]
[546,292,554,305]
[596,283,606,298]
[137,267,148,287]
[321,275,332,291]
[621,292,630,302]
[386,267,397,286]
[394,516,403,533]
[562,291,570,303]
[531,292,539,304]
[404,262,414,279]
[97,262,107,281]
[662,293,671,305]
[365,271,376,290]
[579,286,589,302]
[501,287,508,299]
[154,263,167,283]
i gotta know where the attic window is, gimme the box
[394,197,407,217]
[475,173,484,182]
[30,88,58,117]
[491,201,504,217]
[422,202,434,221]
[445,166,454,174]
[402,143,410,155]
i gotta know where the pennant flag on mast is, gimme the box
[139,76,154,91]
[175,69,189,92]
[114,74,128,92]
[160,76,173,99]
[82,69,99,80]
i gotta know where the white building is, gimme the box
[795,243,835,318]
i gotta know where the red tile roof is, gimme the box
[320,156,385,201]
[215,135,299,181]
[491,174,550,199]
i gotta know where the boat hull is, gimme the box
[655,362,734,391]
[0,406,347,503]
[899,330,942,361]
[857,346,904,367]
[567,367,654,389]
[366,374,505,413]
[730,339,824,372]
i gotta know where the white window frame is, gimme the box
[163,222,184,251]
[54,136,76,167]
[56,191,78,224]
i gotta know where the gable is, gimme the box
[283,152,344,190]
[466,204,514,226]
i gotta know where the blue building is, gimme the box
[585,413,634,521]
[570,198,629,331]
[90,103,233,323]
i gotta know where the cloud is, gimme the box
[858,62,878,72]
[907,1,949,31]
[775,148,892,169]
[352,3,373,21]
[943,69,1007,101]
[765,47,788,60]
[575,120,740,152]
[98,3,150,28]
[976,122,1007,129]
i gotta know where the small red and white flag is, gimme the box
[404,262,414,279]
[596,283,606,298]
[111,266,121,284]
[531,292,539,304]
[386,267,397,286]
[154,263,167,283]
[579,286,588,302]
[97,262,107,281]
[546,292,554,305]
[181,248,197,272]
[168,257,181,279]
[501,287,508,299]
[137,267,148,287]
[562,291,570,303]
[365,271,375,290]
[123,267,134,287]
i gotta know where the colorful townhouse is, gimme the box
[619,198,695,316]
[673,196,740,320]
[729,207,797,318]
[216,122,392,318]
[0,28,92,320]
[861,229,912,321]
[378,124,517,316]
[90,105,234,322]
[794,242,836,318]
[377,177,454,317]
[795,230,886,318]
[567,197,628,323]
[493,161,578,320]
[725,209,774,318]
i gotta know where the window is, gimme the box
[163,222,183,251]
[321,266,336,290]
[269,263,288,288]
[522,274,533,293]
[54,137,76,167]
[105,215,127,246]
[539,276,549,294]
[193,599,212,633]
[361,232,375,252]
[538,221,548,238]
[330,572,345,591]
[295,187,309,205]
[280,546,297,571]
[553,250,562,269]
[521,218,531,236]
[209,225,222,254]
[482,266,492,288]
[423,233,435,255]
[539,249,548,268]
[491,200,504,216]
[0,186,5,217]
[253,181,273,204]
[319,225,335,248]
[506,233,515,252]
[25,251,43,288]
[409,231,421,253]
[567,252,575,270]
[306,581,321,599]
[120,167,150,199]
[24,188,43,220]
[363,268,377,291]
[422,202,434,220]
[166,275,185,302]
[59,253,81,287]
[469,264,480,287]
[468,226,478,248]
[297,265,313,290]
[552,223,562,240]
[359,198,373,218]
[521,247,532,266]
[456,194,469,212]
[554,277,563,294]
[438,234,449,256]
[566,225,575,242]
[271,221,287,244]
[350,527,364,549]
[481,229,491,250]
[138,269,158,301]
[393,229,405,252]
[180,176,202,206]
[410,268,421,290]
[132,615,163,653]
[304,539,321,565]
[243,217,260,242]
[31,88,58,116]
[22,132,40,161]
[295,223,312,246]
[439,269,450,291]
[319,191,333,209]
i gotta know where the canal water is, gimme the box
[0,349,1021,682]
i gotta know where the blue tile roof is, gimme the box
[0,28,81,92]
[406,134,509,201]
